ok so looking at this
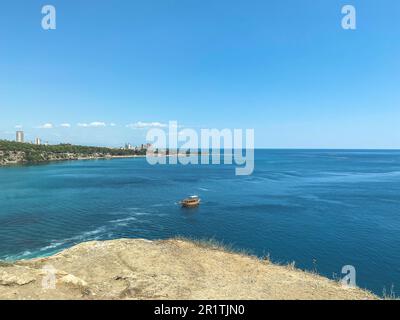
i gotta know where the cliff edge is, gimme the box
[0,238,377,300]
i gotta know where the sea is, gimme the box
[0,149,399,296]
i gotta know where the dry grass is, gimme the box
[0,238,379,300]
[173,236,255,257]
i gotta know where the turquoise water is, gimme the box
[0,150,399,296]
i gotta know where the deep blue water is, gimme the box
[0,150,399,296]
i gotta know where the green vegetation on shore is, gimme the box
[0,140,146,165]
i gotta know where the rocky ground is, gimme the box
[0,238,377,300]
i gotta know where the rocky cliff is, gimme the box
[0,238,377,300]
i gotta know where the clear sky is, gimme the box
[0,0,399,148]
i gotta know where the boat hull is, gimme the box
[181,201,200,208]
[180,198,201,208]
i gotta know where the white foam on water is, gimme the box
[131,212,151,216]
[39,241,66,251]
[109,217,138,223]
[78,227,107,238]
[3,250,33,261]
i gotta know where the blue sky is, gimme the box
[0,0,399,148]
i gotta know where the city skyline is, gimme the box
[7,128,155,149]
[1,0,400,148]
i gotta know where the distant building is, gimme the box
[16,131,24,143]
[140,143,152,150]
[125,143,133,150]
[35,138,41,145]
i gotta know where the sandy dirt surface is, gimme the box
[0,238,377,300]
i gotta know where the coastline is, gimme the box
[0,154,146,167]
[0,152,197,167]
[0,238,378,300]
[0,140,152,167]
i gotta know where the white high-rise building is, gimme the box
[35,138,41,145]
[16,131,24,143]
[125,143,133,150]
